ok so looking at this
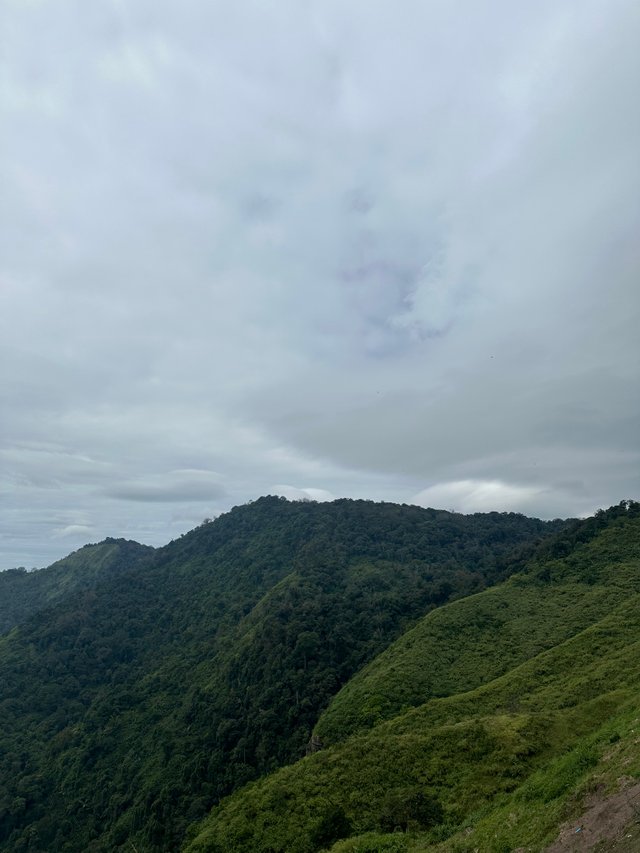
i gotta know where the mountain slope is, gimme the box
[0,538,154,635]
[183,502,640,853]
[315,502,639,744]
[0,497,560,853]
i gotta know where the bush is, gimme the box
[329,832,409,853]
[310,803,352,848]
[378,787,444,832]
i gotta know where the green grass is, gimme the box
[316,513,640,744]
[411,697,640,852]
[184,695,632,853]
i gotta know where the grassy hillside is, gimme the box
[316,501,639,743]
[184,501,640,853]
[0,497,558,853]
[0,538,154,635]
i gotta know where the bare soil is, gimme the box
[544,781,640,852]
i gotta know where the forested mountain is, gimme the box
[0,497,562,853]
[0,539,154,636]
[185,501,640,853]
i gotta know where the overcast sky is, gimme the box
[1,0,639,569]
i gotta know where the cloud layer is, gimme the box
[1,0,638,567]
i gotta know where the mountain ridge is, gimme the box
[0,538,154,636]
[0,497,565,852]
[4,498,639,852]
[184,501,640,853]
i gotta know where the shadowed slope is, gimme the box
[0,538,154,635]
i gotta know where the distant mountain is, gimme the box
[184,501,640,853]
[0,497,563,853]
[0,538,154,635]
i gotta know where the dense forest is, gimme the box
[0,539,153,636]
[1,498,638,852]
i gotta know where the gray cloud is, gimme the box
[104,470,226,503]
[1,0,638,567]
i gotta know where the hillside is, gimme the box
[315,501,638,744]
[0,538,154,636]
[0,497,560,853]
[184,501,640,853]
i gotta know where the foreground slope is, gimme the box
[184,501,640,853]
[0,497,557,853]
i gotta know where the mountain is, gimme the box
[0,497,562,853]
[0,538,154,636]
[183,501,640,853]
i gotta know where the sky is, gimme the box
[1,0,639,569]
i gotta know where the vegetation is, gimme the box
[315,502,640,743]
[0,497,560,852]
[0,539,153,635]
[184,501,640,853]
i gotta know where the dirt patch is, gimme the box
[545,781,640,852]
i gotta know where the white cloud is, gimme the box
[412,481,544,515]
[52,524,96,539]
[271,485,335,503]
